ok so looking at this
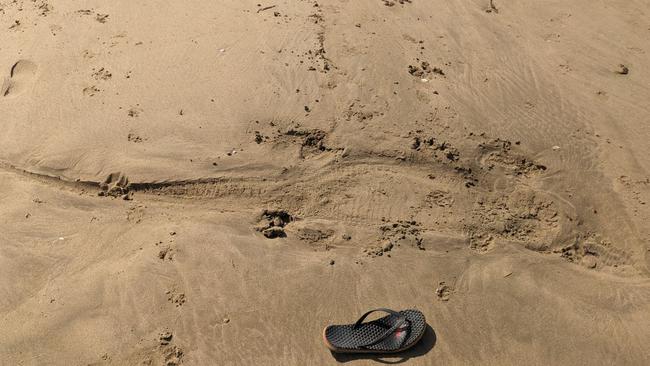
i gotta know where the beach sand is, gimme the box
[1,0,649,365]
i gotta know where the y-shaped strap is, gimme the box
[353,308,410,348]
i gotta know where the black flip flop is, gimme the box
[323,308,426,354]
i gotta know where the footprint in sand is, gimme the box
[1,60,38,98]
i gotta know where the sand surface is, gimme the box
[1,0,650,365]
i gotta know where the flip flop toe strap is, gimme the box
[352,308,411,349]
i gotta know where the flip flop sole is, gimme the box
[322,323,426,354]
[323,309,426,354]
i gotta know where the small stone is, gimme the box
[223,318,230,324]
[329,259,335,265]
[342,234,352,241]
[552,145,561,151]
[382,241,394,252]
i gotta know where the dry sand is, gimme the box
[1,0,650,365]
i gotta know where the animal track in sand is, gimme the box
[129,331,185,366]
[128,106,142,117]
[249,119,335,158]
[83,85,100,96]
[284,128,331,158]
[461,182,633,271]
[76,9,109,23]
[408,61,445,78]
[296,227,333,244]
[156,231,178,260]
[95,13,109,23]
[382,0,412,6]
[1,60,37,98]
[98,172,130,197]
[425,190,454,208]
[466,188,564,253]
[158,245,175,261]
[157,331,184,365]
[344,99,385,123]
[408,132,461,162]
[295,226,335,251]
[476,138,547,176]
[556,234,634,270]
[128,132,147,143]
[91,67,112,81]
[379,220,425,251]
[435,281,454,301]
[166,289,186,307]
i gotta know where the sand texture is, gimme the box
[1,0,649,365]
